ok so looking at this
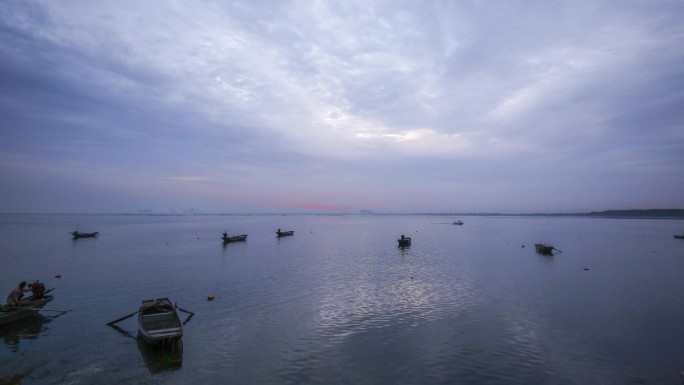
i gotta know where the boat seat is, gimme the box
[148,327,182,335]
[142,312,174,319]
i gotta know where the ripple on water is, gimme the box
[4,215,684,384]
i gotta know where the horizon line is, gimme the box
[1,208,683,218]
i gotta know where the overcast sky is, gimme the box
[1,0,683,214]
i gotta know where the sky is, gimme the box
[1,0,683,214]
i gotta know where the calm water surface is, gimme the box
[1,214,683,384]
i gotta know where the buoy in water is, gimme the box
[207,295,215,301]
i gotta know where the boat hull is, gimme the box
[0,295,54,325]
[222,234,248,243]
[535,243,554,255]
[276,231,294,237]
[71,231,99,238]
[398,237,412,247]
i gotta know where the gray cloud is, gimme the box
[1,0,683,213]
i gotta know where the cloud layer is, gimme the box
[1,0,683,213]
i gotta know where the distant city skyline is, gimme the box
[1,1,683,214]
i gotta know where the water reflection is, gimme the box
[0,314,50,351]
[314,250,472,344]
[137,337,183,373]
[107,323,184,373]
[4,215,683,384]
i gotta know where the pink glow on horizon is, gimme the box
[291,202,356,211]
[288,201,393,212]
[368,203,391,210]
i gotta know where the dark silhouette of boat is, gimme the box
[453,220,464,225]
[535,243,558,255]
[276,229,294,237]
[71,231,99,239]
[674,234,684,239]
[398,235,411,247]
[222,231,247,243]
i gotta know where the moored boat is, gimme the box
[453,220,464,225]
[398,235,412,247]
[276,229,294,237]
[138,298,183,345]
[535,243,555,255]
[0,283,54,326]
[71,230,99,239]
[674,234,684,239]
[222,232,248,243]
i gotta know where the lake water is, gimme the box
[1,214,683,384]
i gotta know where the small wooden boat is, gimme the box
[138,298,183,345]
[0,286,54,326]
[535,243,555,255]
[222,232,247,243]
[71,230,99,239]
[674,234,684,239]
[453,220,464,225]
[398,235,411,247]
[276,229,294,237]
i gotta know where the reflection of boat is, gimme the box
[0,313,49,347]
[453,220,464,225]
[137,336,183,373]
[71,231,99,239]
[276,229,294,237]
[138,298,183,345]
[535,243,555,255]
[222,232,248,243]
[0,285,54,326]
[674,234,684,239]
[398,235,411,247]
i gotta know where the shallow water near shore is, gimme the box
[1,214,684,384]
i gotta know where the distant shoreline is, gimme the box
[413,209,684,219]
[1,209,683,219]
